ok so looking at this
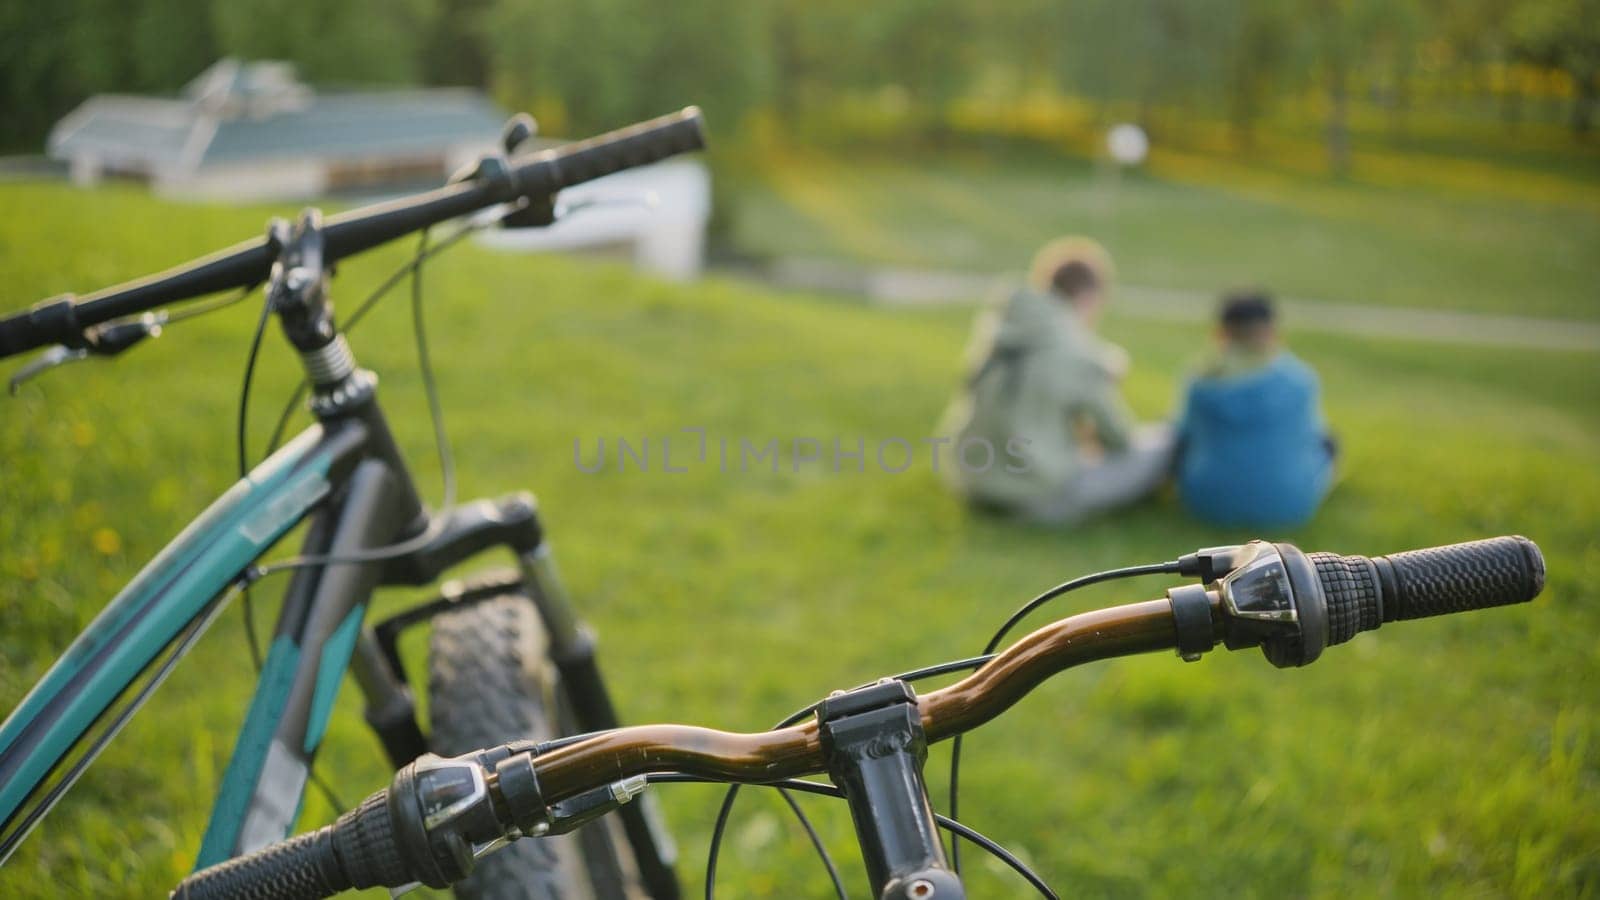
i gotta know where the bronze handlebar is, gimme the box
[171,537,1545,899]
[531,597,1189,803]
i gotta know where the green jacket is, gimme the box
[939,286,1134,505]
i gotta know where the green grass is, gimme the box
[727,146,1600,321]
[0,180,1597,898]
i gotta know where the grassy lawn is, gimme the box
[726,141,1600,321]
[0,179,1597,898]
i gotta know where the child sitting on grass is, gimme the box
[1174,290,1337,528]
[940,237,1172,525]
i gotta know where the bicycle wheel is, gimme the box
[428,591,633,900]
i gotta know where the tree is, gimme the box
[1300,0,1408,174]
[0,0,219,151]
[423,0,495,88]
[1367,0,1427,136]
[485,0,770,136]
[1057,0,1236,133]
[1224,0,1296,148]
[1510,0,1600,135]
[210,0,436,86]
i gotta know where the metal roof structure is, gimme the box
[48,59,504,175]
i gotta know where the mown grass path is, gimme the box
[753,258,1600,351]
[731,148,1600,322]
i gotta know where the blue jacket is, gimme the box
[1175,351,1333,527]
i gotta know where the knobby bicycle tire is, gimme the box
[428,592,635,900]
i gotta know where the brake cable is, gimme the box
[666,775,1056,899]
[946,560,1183,874]
[706,563,1185,891]
[234,280,272,672]
[704,654,996,900]
[776,785,850,899]
[230,218,476,814]
[164,284,256,325]
[263,214,493,459]
[239,217,502,588]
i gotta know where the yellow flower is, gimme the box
[92,527,122,556]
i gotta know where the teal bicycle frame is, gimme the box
[0,107,709,894]
[0,406,423,867]
[0,339,682,898]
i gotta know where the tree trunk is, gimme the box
[773,13,803,118]
[1136,81,1157,136]
[1571,69,1596,137]
[1228,61,1258,151]
[1326,64,1351,175]
[1500,73,1523,129]
[1230,101,1256,151]
[1390,58,1412,139]
[1313,0,1352,175]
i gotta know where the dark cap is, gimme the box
[1219,290,1275,329]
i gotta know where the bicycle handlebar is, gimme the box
[479,536,1551,799]
[0,107,707,361]
[171,536,1545,899]
[1318,535,1545,626]
[528,598,1179,804]
[1216,535,1545,667]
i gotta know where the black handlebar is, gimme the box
[172,782,443,900]
[172,787,409,900]
[1379,535,1544,620]
[174,745,556,899]
[1216,535,1546,667]
[0,106,707,361]
[1312,535,1544,648]
[171,821,352,900]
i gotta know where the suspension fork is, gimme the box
[517,546,619,736]
[516,542,682,899]
[365,493,682,899]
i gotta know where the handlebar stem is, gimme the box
[818,680,963,900]
[267,210,340,357]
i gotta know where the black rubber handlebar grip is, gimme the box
[514,105,707,197]
[1377,535,1545,622]
[170,827,349,900]
[172,788,410,900]
[327,788,412,889]
[1308,536,1544,649]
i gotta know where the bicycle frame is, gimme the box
[0,404,412,864]
[0,330,680,896]
[0,112,709,893]
[193,416,422,865]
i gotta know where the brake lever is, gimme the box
[490,190,659,231]
[7,311,165,395]
[553,190,661,220]
[8,345,89,394]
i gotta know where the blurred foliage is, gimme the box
[3,0,1598,159]
[482,0,772,138]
